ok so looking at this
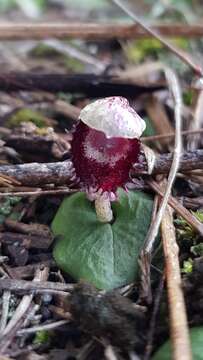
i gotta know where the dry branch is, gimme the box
[136,149,203,175]
[0,278,73,293]
[0,73,162,96]
[0,150,202,187]
[142,128,203,142]
[161,206,192,360]
[0,23,203,40]
[0,161,74,186]
[0,267,49,354]
[148,179,203,236]
[17,320,69,335]
[138,67,182,307]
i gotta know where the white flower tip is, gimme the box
[79,96,146,139]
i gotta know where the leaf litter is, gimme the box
[0,1,202,359]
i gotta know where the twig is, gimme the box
[0,231,53,250]
[145,95,174,147]
[142,70,184,277]
[138,67,183,304]
[178,196,203,209]
[0,160,75,186]
[144,274,165,360]
[148,179,203,236]
[0,73,162,96]
[0,188,77,197]
[139,196,159,303]
[141,128,203,143]
[17,320,69,336]
[187,89,203,150]
[141,68,182,250]
[1,23,203,40]
[111,0,203,76]
[54,99,80,121]
[77,340,95,360]
[42,39,105,72]
[7,260,55,280]
[0,267,48,353]
[0,278,74,293]
[161,206,192,360]
[0,174,21,186]
[7,344,40,359]
[0,150,202,189]
[104,345,118,360]
[0,291,11,333]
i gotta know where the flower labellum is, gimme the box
[71,97,146,222]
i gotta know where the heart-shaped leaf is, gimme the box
[153,327,203,360]
[52,189,153,290]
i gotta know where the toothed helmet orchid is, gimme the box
[71,97,146,222]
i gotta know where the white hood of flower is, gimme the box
[79,96,146,139]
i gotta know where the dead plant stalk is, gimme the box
[0,267,49,354]
[161,206,192,360]
[1,23,203,40]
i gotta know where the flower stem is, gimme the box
[95,195,113,223]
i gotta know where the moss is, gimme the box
[191,243,203,256]
[125,37,189,63]
[63,57,84,72]
[126,39,163,63]
[0,196,21,224]
[7,108,47,128]
[33,330,52,345]
[183,90,194,106]
[30,43,59,58]
[175,210,203,242]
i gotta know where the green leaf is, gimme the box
[143,116,156,137]
[33,330,51,345]
[52,189,153,290]
[191,243,203,257]
[153,327,203,360]
[0,196,22,224]
[181,258,193,274]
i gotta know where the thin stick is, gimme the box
[161,206,192,360]
[144,275,165,360]
[0,188,77,197]
[17,320,69,336]
[140,68,183,256]
[0,73,162,95]
[139,196,159,303]
[54,99,80,121]
[148,179,203,236]
[112,0,203,76]
[104,345,118,360]
[0,150,202,189]
[187,90,203,150]
[138,67,184,306]
[0,268,48,353]
[42,39,105,72]
[0,278,74,293]
[1,23,203,40]
[0,291,11,333]
[141,128,203,142]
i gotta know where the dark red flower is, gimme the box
[71,97,146,199]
